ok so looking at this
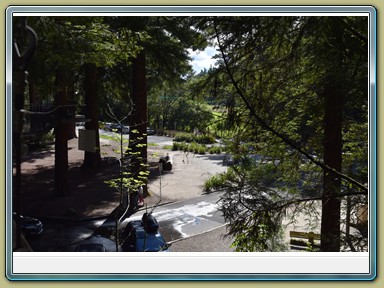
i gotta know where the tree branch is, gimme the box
[213,22,368,194]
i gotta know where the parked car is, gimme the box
[13,212,43,237]
[75,114,86,126]
[120,213,170,252]
[109,123,130,134]
[75,243,106,252]
[146,127,155,135]
[102,123,129,134]
[74,235,116,252]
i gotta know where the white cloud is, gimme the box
[189,46,219,74]
[204,46,218,57]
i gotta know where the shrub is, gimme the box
[194,135,215,144]
[172,141,210,155]
[174,133,215,144]
[204,173,227,193]
[174,133,194,143]
[23,131,55,150]
[198,147,206,154]
[172,142,180,151]
[208,146,222,154]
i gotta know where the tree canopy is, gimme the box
[198,16,368,252]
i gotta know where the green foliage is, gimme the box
[172,141,207,155]
[174,133,195,143]
[161,98,215,133]
[102,113,149,198]
[99,133,127,143]
[231,222,288,252]
[105,169,148,192]
[105,154,149,195]
[204,157,297,251]
[162,145,173,150]
[194,16,368,252]
[203,171,231,193]
[22,131,55,149]
[174,133,215,144]
[208,146,222,154]
[171,141,181,151]
[28,16,141,84]
[172,141,223,156]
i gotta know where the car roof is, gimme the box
[76,243,106,252]
[123,219,169,252]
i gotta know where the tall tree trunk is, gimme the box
[129,50,148,204]
[321,83,342,251]
[54,69,70,196]
[321,18,343,252]
[83,63,101,169]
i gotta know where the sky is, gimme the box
[189,46,218,74]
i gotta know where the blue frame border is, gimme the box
[5,5,377,281]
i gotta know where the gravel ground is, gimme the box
[147,146,227,203]
[18,135,227,219]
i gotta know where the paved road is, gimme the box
[84,126,172,146]
[147,135,173,147]
[27,192,230,252]
[27,218,106,252]
[120,192,226,243]
[170,225,234,252]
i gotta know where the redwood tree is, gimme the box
[83,63,101,169]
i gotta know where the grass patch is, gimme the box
[100,134,119,141]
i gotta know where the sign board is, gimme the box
[78,129,96,152]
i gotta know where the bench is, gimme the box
[290,231,321,250]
